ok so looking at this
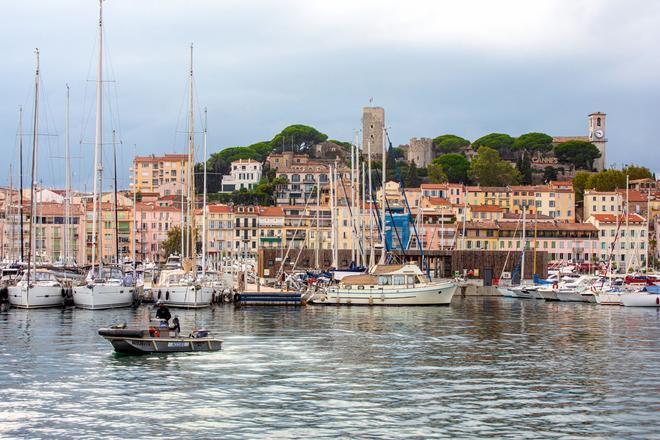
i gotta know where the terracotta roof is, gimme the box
[134,153,189,163]
[257,206,284,217]
[231,158,260,164]
[590,213,645,223]
[501,212,554,221]
[420,183,450,189]
[135,202,181,212]
[207,204,232,214]
[552,136,589,143]
[427,197,451,206]
[629,178,656,184]
[470,204,503,212]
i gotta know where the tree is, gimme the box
[432,153,469,183]
[516,152,533,184]
[427,163,448,183]
[554,140,601,170]
[585,169,627,192]
[572,170,591,202]
[513,132,553,153]
[432,134,470,154]
[270,124,328,154]
[472,133,515,158]
[622,164,653,180]
[469,146,520,186]
[404,161,421,187]
[161,226,182,258]
[543,166,558,182]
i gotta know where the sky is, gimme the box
[2,0,659,190]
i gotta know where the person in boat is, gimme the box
[170,315,180,337]
[155,301,171,323]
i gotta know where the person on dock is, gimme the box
[155,301,171,323]
[170,315,181,337]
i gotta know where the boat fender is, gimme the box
[157,290,162,300]
[61,288,66,297]
[657,296,659,305]
[166,291,170,300]
[234,293,241,303]
[211,292,216,304]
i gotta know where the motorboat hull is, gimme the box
[621,293,660,307]
[98,329,222,355]
[73,284,135,310]
[556,291,588,302]
[498,286,536,299]
[537,289,559,301]
[154,286,213,308]
[594,292,623,306]
[7,285,64,309]
[319,282,457,306]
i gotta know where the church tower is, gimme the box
[588,112,607,171]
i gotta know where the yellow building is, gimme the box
[510,185,575,221]
[131,153,189,196]
[466,186,510,209]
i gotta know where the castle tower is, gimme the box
[405,137,433,168]
[362,107,384,160]
[588,112,607,171]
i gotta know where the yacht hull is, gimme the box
[621,293,660,307]
[8,285,63,309]
[319,282,456,306]
[594,292,623,306]
[155,286,213,308]
[73,285,135,310]
[556,291,588,302]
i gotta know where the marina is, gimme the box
[1,299,660,438]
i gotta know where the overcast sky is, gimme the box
[2,0,659,190]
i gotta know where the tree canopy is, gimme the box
[554,140,601,170]
[271,124,328,154]
[516,152,533,184]
[472,133,515,157]
[427,163,448,183]
[623,164,654,180]
[432,134,470,155]
[430,153,470,183]
[404,161,422,187]
[160,226,198,258]
[513,132,553,153]
[585,169,627,192]
[468,146,520,186]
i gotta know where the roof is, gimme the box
[589,213,646,223]
[134,153,189,163]
[257,206,284,217]
[231,158,260,164]
[135,201,181,212]
[469,204,503,212]
[426,197,451,206]
[629,178,656,184]
[420,183,451,190]
[552,136,589,143]
[501,212,554,221]
[207,204,232,214]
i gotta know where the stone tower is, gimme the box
[588,112,607,171]
[405,137,433,168]
[362,107,384,160]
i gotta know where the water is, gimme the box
[1,298,660,439]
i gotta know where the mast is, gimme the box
[520,204,527,284]
[315,183,320,268]
[112,130,119,263]
[625,174,629,272]
[27,48,40,286]
[132,144,137,275]
[361,161,366,265]
[9,165,14,261]
[367,140,374,266]
[18,106,25,262]
[329,163,336,268]
[186,43,195,261]
[379,128,387,264]
[202,107,207,277]
[92,0,104,273]
[350,131,357,263]
[64,84,71,266]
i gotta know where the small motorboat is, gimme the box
[98,321,223,355]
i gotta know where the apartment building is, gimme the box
[585,213,648,268]
[131,153,189,196]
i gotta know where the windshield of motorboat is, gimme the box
[34,271,58,282]
[88,267,124,280]
[164,272,192,285]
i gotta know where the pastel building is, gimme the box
[585,213,647,268]
[220,159,263,192]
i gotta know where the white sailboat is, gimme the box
[9,50,65,309]
[156,45,212,308]
[498,206,536,299]
[73,1,135,310]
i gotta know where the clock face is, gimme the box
[594,129,604,139]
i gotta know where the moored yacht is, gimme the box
[73,265,136,310]
[621,286,660,307]
[8,269,64,309]
[316,263,457,306]
[154,268,213,308]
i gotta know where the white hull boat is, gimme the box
[73,284,135,310]
[8,285,63,309]
[556,290,588,302]
[621,293,660,307]
[158,285,213,308]
[498,285,537,299]
[317,264,456,306]
[594,292,623,306]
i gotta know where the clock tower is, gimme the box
[588,112,607,171]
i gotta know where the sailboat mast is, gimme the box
[521,205,527,283]
[367,140,374,266]
[113,130,119,263]
[350,131,356,263]
[27,48,40,285]
[202,107,207,276]
[18,106,24,262]
[132,144,137,274]
[64,84,71,265]
[92,0,104,272]
[379,127,387,264]
[186,43,195,261]
[329,164,336,268]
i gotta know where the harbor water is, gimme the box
[1,298,660,438]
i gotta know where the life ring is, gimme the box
[552,282,558,290]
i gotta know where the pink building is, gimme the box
[135,201,182,262]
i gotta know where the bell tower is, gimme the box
[588,112,607,171]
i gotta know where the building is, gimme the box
[509,185,575,221]
[135,201,182,263]
[257,206,285,251]
[629,178,657,194]
[583,189,648,219]
[362,107,384,160]
[552,112,607,172]
[585,213,647,269]
[201,204,234,261]
[420,183,464,205]
[401,137,433,168]
[233,205,259,258]
[220,159,263,192]
[131,153,189,196]
[83,202,132,264]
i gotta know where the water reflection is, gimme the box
[0,298,659,438]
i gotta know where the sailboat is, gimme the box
[8,50,66,309]
[497,207,538,299]
[73,1,136,310]
[155,45,213,309]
